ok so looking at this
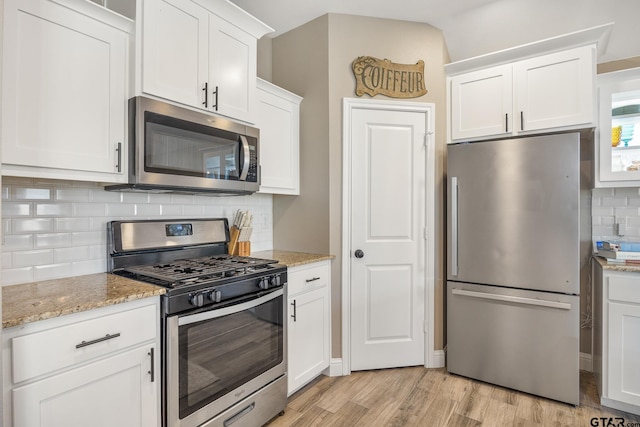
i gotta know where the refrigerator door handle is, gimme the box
[451,176,459,276]
[451,288,572,310]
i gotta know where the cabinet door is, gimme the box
[256,80,301,195]
[450,65,512,141]
[515,46,594,132]
[596,69,640,186]
[288,287,330,395]
[142,0,209,108]
[2,0,127,176]
[608,301,640,406]
[13,345,158,427]
[208,15,257,123]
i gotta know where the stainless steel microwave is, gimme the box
[106,96,259,195]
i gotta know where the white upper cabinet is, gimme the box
[596,67,640,187]
[139,0,272,123]
[141,0,209,109]
[256,79,302,195]
[449,45,595,142]
[1,0,131,182]
[450,65,513,140]
[514,46,594,132]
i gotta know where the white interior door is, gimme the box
[348,102,427,371]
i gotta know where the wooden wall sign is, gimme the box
[352,56,427,98]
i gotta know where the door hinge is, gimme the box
[423,134,428,148]
[424,228,428,240]
[423,320,428,333]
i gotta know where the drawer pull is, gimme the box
[75,333,121,349]
[291,300,297,322]
[306,277,321,283]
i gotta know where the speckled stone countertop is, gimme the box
[252,250,334,268]
[595,255,640,273]
[2,273,166,329]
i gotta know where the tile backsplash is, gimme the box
[1,177,273,286]
[592,187,640,244]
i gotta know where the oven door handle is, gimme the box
[178,288,283,326]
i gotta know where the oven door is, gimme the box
[166,288,286,427]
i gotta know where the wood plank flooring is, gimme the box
[265,368,640,426]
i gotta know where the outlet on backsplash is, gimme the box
[615,217,627,236]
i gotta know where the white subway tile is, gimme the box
[13,249,54,267]
[182,205,205,216]
[12,218,54,234]
[1,185,9,201]
[2,202,32,217]
[123,192,150,203]
[90,188,123,203]
[135,204,162,216]
[614,207,640,217]
[35,233,72,248]
[148,193,173,204]
[36,203,73,217]
[106,203,136,217]
[34,263,73,281]
[614,188,640,197]
[160,205,182,216]
[71,231,104,246]
[171,194,195,205]
[72,258,106,276]
[2,253,12,268]
[602,197,628,208]
[54,246,91,263]
[55,187,90,201]
[55,217,91,232]
[14,187,52,200]
[2,267,34,286]
[74,203,107,217]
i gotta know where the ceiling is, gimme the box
[229,0,640,65]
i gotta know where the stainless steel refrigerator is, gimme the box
[446,132,591,405]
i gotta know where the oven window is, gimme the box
[178,295,283,419]
[144,112,241,180]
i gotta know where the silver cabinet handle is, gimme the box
[305,277,320,283]
[290,300,297,322]
[451,176,459,276]
[115,142,122,172]
[75,333,121,349]
[148,347,155,382]
[451,288,571,310]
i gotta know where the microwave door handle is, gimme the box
[239,135,250,181]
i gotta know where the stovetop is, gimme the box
[121,254,279,288]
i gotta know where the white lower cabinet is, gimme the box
[594,264,640,415]
[3,298,161,427]
[287,260,331,395]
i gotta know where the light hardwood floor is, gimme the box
[266,367,640,426]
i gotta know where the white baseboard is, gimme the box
[602,397,640,416]
[430,350,446,368]
[327,358,343,377]
[580,352,593,372]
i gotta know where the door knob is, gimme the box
[354,249,364,258]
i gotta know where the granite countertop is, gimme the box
[2,273,166,329]
[595,255,640,273]
[252,250,334,268]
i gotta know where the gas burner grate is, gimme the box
[122,255,278,287]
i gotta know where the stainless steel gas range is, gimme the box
[107,218,287,427]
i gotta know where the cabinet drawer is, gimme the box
[12,304,157,383]
[608,275,640,304]
[288,262,329,296]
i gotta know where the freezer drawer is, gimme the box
[447,281,579,405]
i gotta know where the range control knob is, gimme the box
[189,293,205,307]
[258,278,270,290]
[208,290,222,303]
[270,275,281,287]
